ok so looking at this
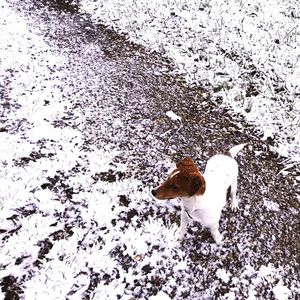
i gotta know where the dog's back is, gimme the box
[204,154,238,189]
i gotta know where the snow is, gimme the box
[79,0,300,166]
[149,291,172,300]
[273,280,292,300]
[216,268,232,284]
[1,0,299,299]
[166,110,182,122]
[263,200,280,212]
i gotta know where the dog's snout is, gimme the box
[151,189,157,197]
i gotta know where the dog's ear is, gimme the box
[188,174,206,196]
[176,157,196,170]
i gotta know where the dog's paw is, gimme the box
[210,229,223,245]
[214,233,223,245]
[230,202,239,212]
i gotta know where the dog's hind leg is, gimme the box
[230,176,239,211]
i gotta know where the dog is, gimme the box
[151,144,247,244]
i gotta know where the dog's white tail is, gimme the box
[229,143,247,158]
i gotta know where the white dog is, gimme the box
[151,144,247,244]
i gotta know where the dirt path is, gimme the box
[1,0,299,299]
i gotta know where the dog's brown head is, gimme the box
[151,157,206,200]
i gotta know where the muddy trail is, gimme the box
[1,0,299,299]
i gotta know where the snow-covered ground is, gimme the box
[0,0,299,299]
[80,0,300,167]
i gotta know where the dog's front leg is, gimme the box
[177,206,190,239]
[209,225,222,244]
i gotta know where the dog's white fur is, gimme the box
[152,144,246,244]
[178,144,246,244]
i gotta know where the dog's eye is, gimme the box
[170,184,178,190]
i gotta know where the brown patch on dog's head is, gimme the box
[151,157,206,200]
[176,157,197,170]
